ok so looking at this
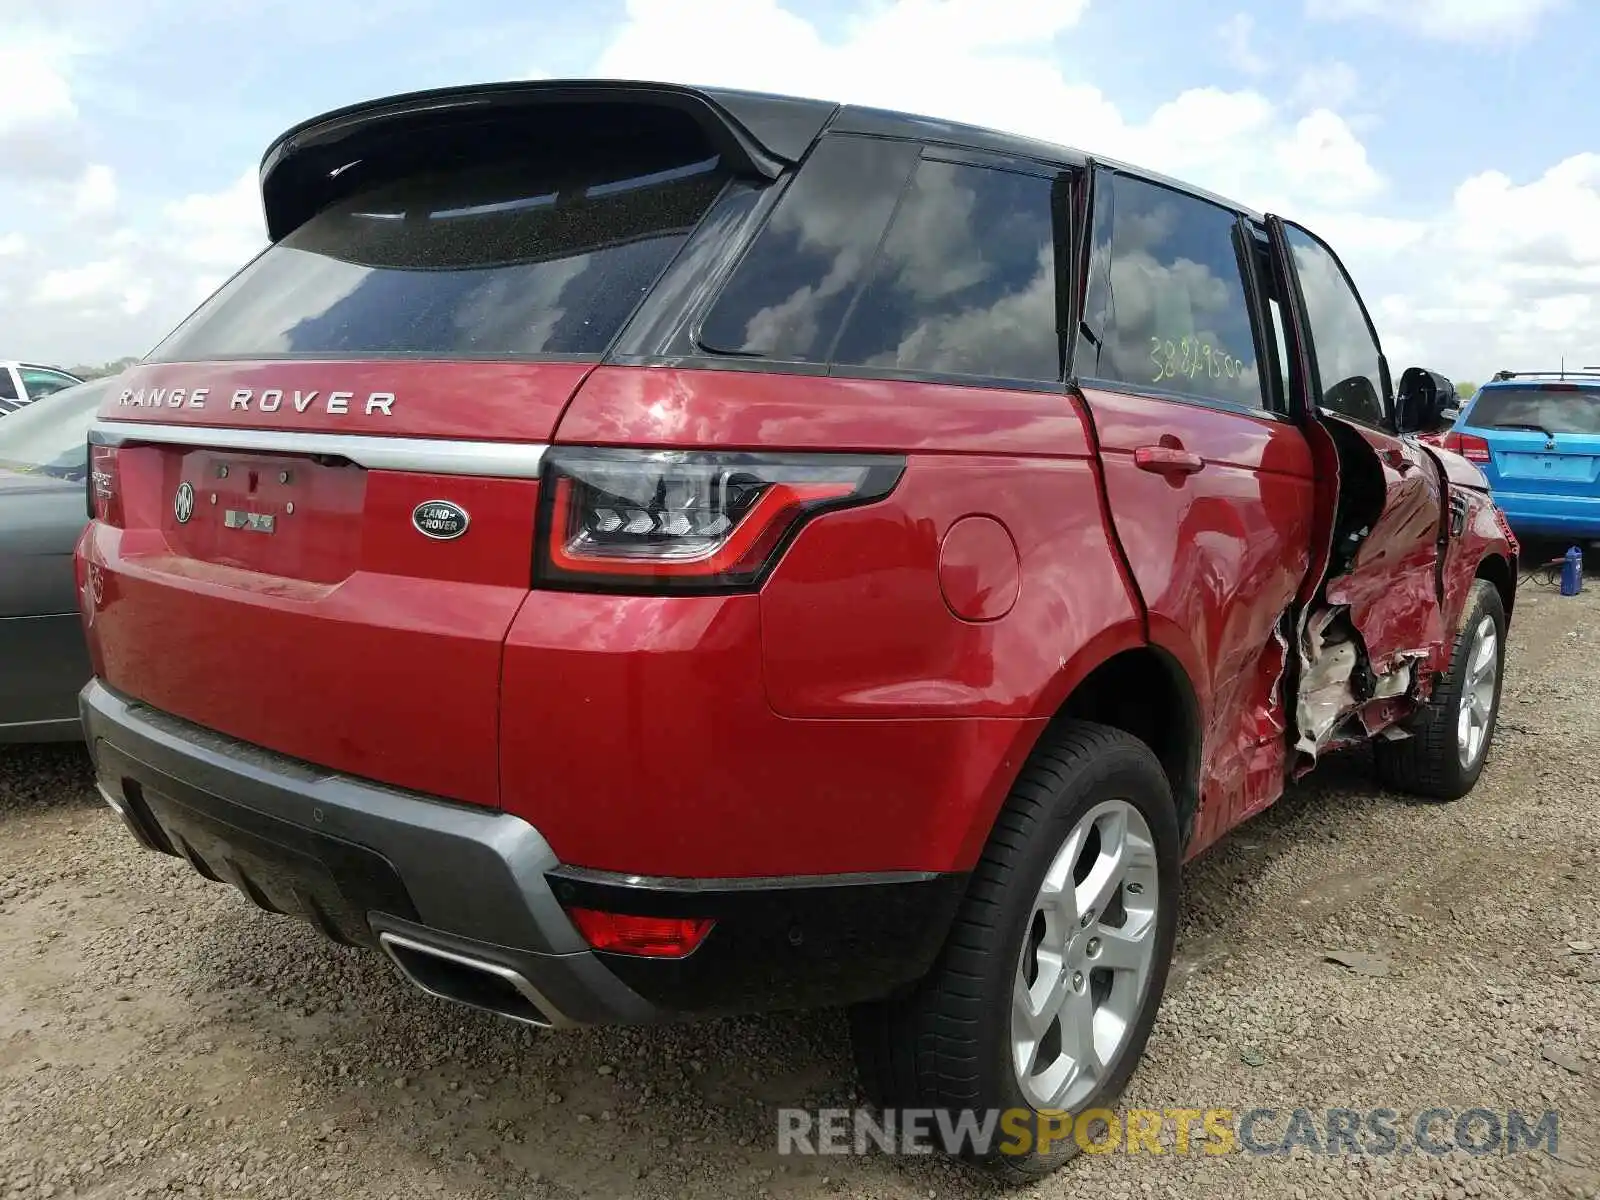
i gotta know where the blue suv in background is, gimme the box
[1441,370,1600,540]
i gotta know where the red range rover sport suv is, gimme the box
[78,81,1516,1177]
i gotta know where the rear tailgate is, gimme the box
[79,86,758,806]
[1467,384,1600,499]
[84,361,585,806]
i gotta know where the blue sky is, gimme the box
[3,0,1595,381]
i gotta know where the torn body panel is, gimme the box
[1425,445,1519,637]
[1323,422,1447,678]
[1290,416,1449,768]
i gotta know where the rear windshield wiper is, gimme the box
[1490,421,1556,440]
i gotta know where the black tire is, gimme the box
[849,721,1181,1182]
[1375,578,1506,801]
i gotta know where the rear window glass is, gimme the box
[1470,387,1600,435]
[150,148,729,361]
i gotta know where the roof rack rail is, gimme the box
[1490,369,1600,382]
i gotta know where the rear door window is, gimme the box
[1077,171,1265,411]
[150,147,731,361]
[0,369,18,402]
[1470,387,1600,435]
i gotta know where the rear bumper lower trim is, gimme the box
[80,679,660,1025]
[81,679,966,1023]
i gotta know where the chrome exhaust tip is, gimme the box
[377,931,556,1028]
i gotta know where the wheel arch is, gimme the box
[1041,644,1203,847]
[1475,551,1516,622]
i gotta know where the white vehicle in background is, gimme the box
[0,363,84,415]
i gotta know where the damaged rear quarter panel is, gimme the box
[1426,445,1518,636]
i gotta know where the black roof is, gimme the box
[259,79,1262,241]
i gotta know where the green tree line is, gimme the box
[64,356,142,380]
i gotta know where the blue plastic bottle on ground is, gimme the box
[1561,546,1584,596]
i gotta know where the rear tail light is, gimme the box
[566,908,715,958]
[88,442,124,526]
[535,449,903,592]
[1442,432,1491,464]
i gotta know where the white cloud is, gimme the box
[1218,12,1270,75]
[73,163,118,217]
[1274,109,1385,206]
[1307,0,1564,41]
[0,41,76,135]
[1352,154,1600,379]
[595,0,1114,154]
[0,35,87,181]
[1290,61,1361,111]
[18,166,264,359]
[0,234,27,258]
[163,168,266,269]
[34,258,132,306]
[593,0,1381,221]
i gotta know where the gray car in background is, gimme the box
[0,376,113,741]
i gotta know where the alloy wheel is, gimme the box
[1012,799,1160,1112]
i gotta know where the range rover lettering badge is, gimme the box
[173,481,195,524]
[412,500,470,541]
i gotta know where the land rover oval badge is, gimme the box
[412,500,470,541]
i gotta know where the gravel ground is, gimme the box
[3,581,1598,1200]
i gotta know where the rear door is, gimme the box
[1268,217,1446,679]
[1075,170,1316,848]
[80,106,741,807]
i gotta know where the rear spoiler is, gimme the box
[259,79,839,242]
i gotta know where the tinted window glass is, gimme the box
[150,150,728,361]
[20,368,78,399]
[1285,225,1386,426]
[831,160,1060,383]
[697,136,920,362]
[0,369,17,401]
[1470,387,1600,435]
[1078,173,1263,409]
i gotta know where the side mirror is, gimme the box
[1395,367,1453,435]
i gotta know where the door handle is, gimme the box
[1134,445,1206,477]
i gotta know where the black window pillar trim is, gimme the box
[1070,159,1116,387]
[1235,218,1290,418]
[1264,214,1325,431]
